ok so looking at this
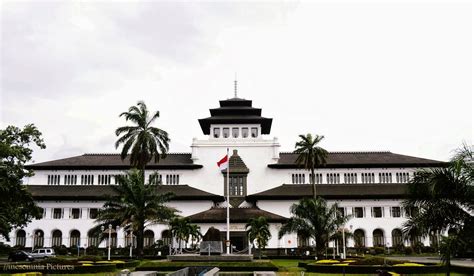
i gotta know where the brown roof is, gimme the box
[25,185,224,201]
[268,152,445,168]
[187,207,287,223]
[26,153,202,170]
[246,184,408,200]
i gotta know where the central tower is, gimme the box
[198,97,273,140]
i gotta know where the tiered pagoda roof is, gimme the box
[198,97,273,135]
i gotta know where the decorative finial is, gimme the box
[234,73,237,98]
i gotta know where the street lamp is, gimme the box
[342,227,346,260]
[128,230,134,258]
[101,224,116,261]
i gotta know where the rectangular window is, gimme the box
[251,127,258,138]
[213,128,220,138]
[38,208,45,219]
[242,128,249,138]
[223,128,230,138]
[89,208,98,219]
[71,208,81,219]
[372,207,383,218]
[391,207,401,218]
[232,128,239,138]
[337,207,345,216]
[353,207,364,218]
[53,208,62,219]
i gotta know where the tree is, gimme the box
[402,144,473,251]
[246,216,271,259]
[439,235,464,276]
[278,197,350,256]
[115,101,170,171]
[169,217,199,253]
[95,169,176,258]
[0,124,45,240]
[294,134,328,198]
[188,224,202,249]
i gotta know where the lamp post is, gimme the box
[101,224,113,261]
[129,230,134,258]
[342,227,346,260]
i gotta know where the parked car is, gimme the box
[30,248,56,259]
[8,251,34,262]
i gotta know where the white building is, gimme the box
[5,97,444,253]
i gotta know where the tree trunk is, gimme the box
[137,223,145,258]
[311,167,316,199]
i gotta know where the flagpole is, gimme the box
[226,147,230,254]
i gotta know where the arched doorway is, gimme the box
[88,230,100,247]
[373,229,384,247]
[391,229,403,247]
[354,229,365,247]
[33,230,44,248]
[16,230,26,247]
[70,230,81,248]
[144,230,155,248]
[52,230,62,247]
[161,230,171,246]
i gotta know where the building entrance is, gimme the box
[220,231,248,252]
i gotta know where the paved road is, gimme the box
[387,256,474,268]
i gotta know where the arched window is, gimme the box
[162,230,171,246]
[125,230,136,248]
[144,230,155,248]
[16,230,26,247]
[297,231,309,247]
[88,230,100,247]
[33,230,44,248]
[52,230,62,247]
[109,233,117,248]
[392,229,403,247]
[373,229,384,247]
[429,233,439,248]
[70,230,81,248]
[354,229,365,247]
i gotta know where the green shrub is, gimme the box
[52,245,69,255]
[78,255,103,262]
[392,244,405,253]
[0,243,12,255]
[404,246,414,255]
[373,247,385,255]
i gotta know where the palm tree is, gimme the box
[115,101,170,172]
[95,169,177,258]
[278,197,350,256]
[169,217,196,253]
[439,235,464,276]
[246,216,271,259]
[188,224,202,249]
[294,134,328,198]
[402,145,473,250]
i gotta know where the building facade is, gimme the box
[4,97,444,252]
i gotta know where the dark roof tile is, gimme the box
[187,207,287,223]
[268,152,444,168]
[25,185,223,201]
[26,153,202,170]
[246,183,408,200]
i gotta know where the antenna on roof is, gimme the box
[234,72,238,98]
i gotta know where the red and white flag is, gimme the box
[217,154,229,171]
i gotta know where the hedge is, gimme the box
[137,261,278,272]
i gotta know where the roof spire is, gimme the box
[234,73,238,98]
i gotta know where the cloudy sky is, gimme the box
[1,0,472,163]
